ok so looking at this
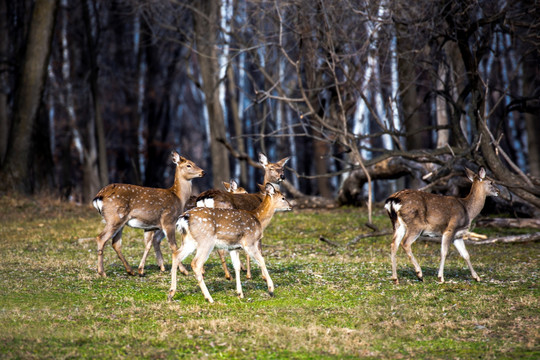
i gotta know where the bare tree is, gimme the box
[192,0,230,189]
[0,0,58,193]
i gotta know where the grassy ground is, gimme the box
[0,195,538,359]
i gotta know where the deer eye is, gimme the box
[187,164,192,168]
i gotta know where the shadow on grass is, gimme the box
[397,265,485,283]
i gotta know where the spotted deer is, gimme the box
[193,153,290,210]
[92,151,204,276]
[168,183,292,303]
[384,167,499,284]
[189,153,290,280]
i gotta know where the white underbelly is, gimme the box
[214,238,242,251]
[127,218,159,231]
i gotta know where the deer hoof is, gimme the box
[268,291,275,297]
[437,277,445,284]
[392,278,399,285]
[167,291,175,302]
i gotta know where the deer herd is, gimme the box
[93,151,499,303]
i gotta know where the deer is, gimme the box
[92,151,205,277]
[384,167,499,284]
[187,153,290,281]
[192,153,290,210]
[168,183,292,303]
[222,179,248,194]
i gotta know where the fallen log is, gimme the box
[476,218,540,229]
[418,232,540,245]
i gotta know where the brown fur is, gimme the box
[384,167,499,283]
[168,184,292,303]
[93,151,204,277]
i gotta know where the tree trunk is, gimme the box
[0,0,9,165]
[193,0,230,189]
[435,62,449,148]
[395,23,426,188]
[83,0,108,188]
[227,64,248,187]
[0,0,58,193]
[522,51,540,178]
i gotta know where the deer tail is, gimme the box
[384,196,402,231]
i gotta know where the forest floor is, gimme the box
[0,195,538,359]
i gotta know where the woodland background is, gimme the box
[0,0,539,216]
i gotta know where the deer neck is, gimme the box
[170,172,192,208]
[252,194,276,230]
[263,179,281,192]
[462,181,487,220]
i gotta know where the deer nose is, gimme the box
[201,171,206,177]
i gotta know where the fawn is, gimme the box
[168,183,292,303]
[384,167,499,284]
[92,151,204,276]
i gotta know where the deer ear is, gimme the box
[277,156,290,167]
[259,153,268,167]
[265,183,275,195]
[257,183,266,193]
[465,168,475,182]
[171,151,181,164]
[478,167,486,180]
[230,179,239,191]
[222,181,231,191]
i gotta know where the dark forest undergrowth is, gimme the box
[0,195,538,359]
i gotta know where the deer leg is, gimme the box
[173,232,197,276]
[229,250,244,298]
[191,241,215,303]
[401,232,423,281]
[96,231,111,277]
[96,220,126,277]
[162,224,189,274]
[245,243,274,297]
[438,229,456,283]
[168,233,197,301]
[218,249,232,280]
[390,219,406,284]
[96,228,113,277]
[245,253,252,280]
[152,230,166,272]
[111,229,136,276]
[453,239,480,282]
[138,231,154,276]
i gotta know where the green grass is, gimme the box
[0,195,538,359]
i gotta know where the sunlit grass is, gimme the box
[0,195,538,359]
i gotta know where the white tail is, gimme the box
[168,183,292,303]
[93,151,204,276]
[189,153,290,281]
[384,167,499,284]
